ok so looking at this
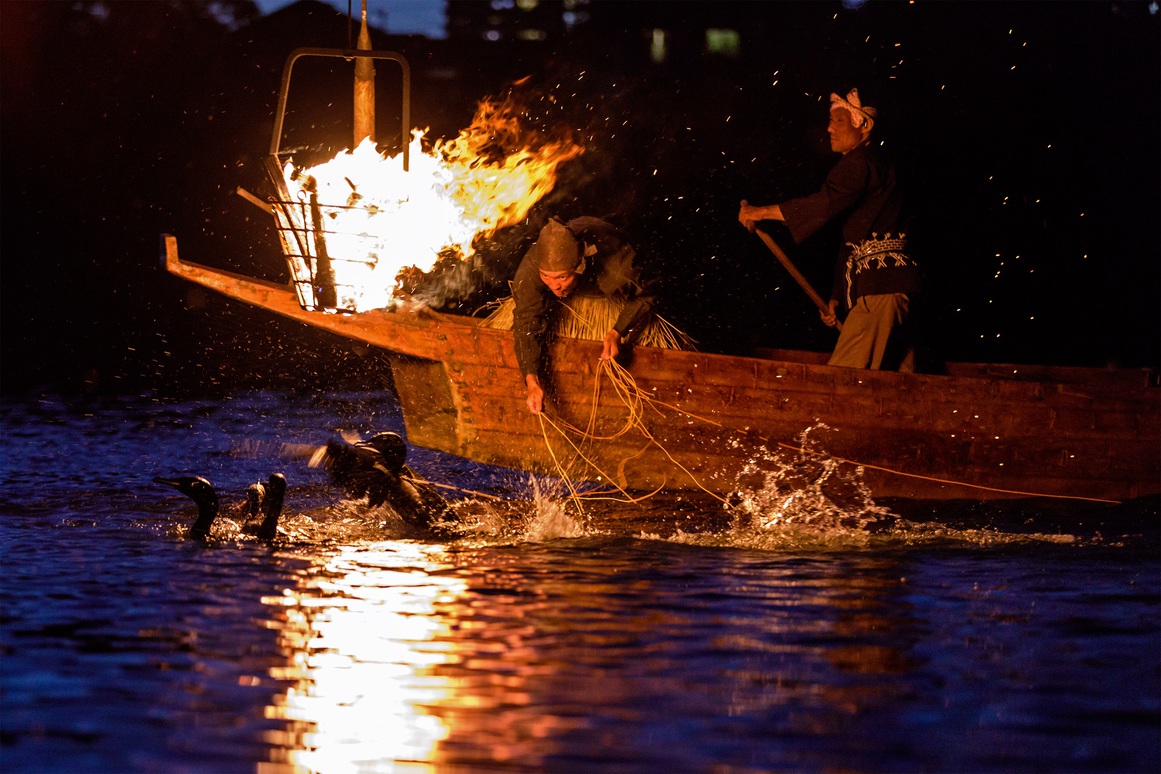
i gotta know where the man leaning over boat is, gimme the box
[739,88,922,371]
[511,217,655,414]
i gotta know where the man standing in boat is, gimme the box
[738,88,921,371]
[512,217,655,414]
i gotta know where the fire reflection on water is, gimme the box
[257,531,918,772]
[262,543,465,773]
[1,397,1154,773]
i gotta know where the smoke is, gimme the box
[409,66,674,310]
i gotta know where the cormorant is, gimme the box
[245,480,265,520]
[251,473,286,541]
[311,431,456,534]
[153,475,218,539]
[155,473,286,540]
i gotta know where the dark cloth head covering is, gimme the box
[527,219,582,273]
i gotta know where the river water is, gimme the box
[1,390,1157,773]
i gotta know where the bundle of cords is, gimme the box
[535,358,730,513]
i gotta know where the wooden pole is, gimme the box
[751,224,842,331]
[353,0,375,147]
[235,187,272,214]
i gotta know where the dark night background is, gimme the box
[2,0,1158,397]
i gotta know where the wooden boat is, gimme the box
[162,234,1159,504]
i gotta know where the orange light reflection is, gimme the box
[262,543,467,773]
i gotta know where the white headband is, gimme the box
[830,89,877,129]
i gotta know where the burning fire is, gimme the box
[274,101,583,312]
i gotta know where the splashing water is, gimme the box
[522,476,588,541]
[729,423,894,539]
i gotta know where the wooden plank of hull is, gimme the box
[162,235,1160,503]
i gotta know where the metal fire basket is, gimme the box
[267,185,401,313]
[266,47,411,313]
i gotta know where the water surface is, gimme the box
[2,392,1157,773]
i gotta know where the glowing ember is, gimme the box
[277,101,583,312]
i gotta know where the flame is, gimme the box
[278,100,583,312]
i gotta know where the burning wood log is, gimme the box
[304,176,338,310]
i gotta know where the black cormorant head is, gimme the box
[264,472,287,501]
[363,432,407,473]
[154,475,217,509]
[154,475,219,539]
[263,473,286,516]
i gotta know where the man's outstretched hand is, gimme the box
[525,374,545,414]
[601,329,622,361]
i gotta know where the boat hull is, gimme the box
[162,235,1160,504]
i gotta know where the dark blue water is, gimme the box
[2,391,1158,773]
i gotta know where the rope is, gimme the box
[533,359,730,507]
[803,458,1122,505]
[598,359,731,505]
[536,413,588,518]
[538,356,1122,507]
[423,480,502,502]
[538,410,672,505]
[615,384,1122,504]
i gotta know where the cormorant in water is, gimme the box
[154,473,286,540]
[249,473,286,541]
[245,480,265,520]
[153,475,218,539]
[312,432,455,534]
